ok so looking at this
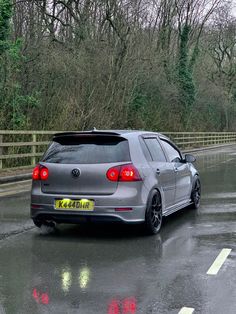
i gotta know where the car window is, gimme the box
[143,138,167,162]
[139,138,152,161]
[43,138,131,164]
[160,139,181,162]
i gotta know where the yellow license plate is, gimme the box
[55,199,94,211]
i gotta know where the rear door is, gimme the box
[160,138,191,204]
[141,136,176,209]
[40,135,131,195]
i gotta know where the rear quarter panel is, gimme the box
[125,134,166,209]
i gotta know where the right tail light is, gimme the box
[106,164,142,182]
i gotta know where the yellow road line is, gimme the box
[207,248,232,275]
[178,307,194,314]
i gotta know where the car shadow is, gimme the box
[33,206,198,242]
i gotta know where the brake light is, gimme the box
[32,165,49,181]
[120,165,141,181]
[40,167,49,180]
[106,164,142,182]
[32,165,40,180]
[107,167,120,181]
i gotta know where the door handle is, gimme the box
[174,167,179,173]
[156,168,161,175]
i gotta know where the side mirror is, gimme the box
[184,154,196,163]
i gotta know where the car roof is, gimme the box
[53,129,165,138]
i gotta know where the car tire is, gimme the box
[33,219,56,229]
[189,176,201,209]
[33,219,43,228]
[144,190,162,235]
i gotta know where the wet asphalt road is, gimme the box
[0,147,236,314]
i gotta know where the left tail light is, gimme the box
[32,165,40,180]
[32,165,49,181]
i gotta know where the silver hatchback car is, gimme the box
[31,130,201,234]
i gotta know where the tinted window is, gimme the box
[160,140,181,162]
[143,138,166,162]
[139,138,152,161]
[43,138,130,164]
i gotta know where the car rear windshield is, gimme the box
[42,136,131,164]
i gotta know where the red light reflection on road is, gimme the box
[108,299,120,314]
[41,293,49,304]
[33,289,39,303]
[123,298,136,314]
[108,297,137,314]
[32,288,49,305]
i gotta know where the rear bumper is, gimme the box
[31,205,146,224]
[31,181,149,224]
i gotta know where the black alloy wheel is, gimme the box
[145,190,162,235]
[190,177,201,209]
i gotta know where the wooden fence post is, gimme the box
[31,133,36,165]
[0,134,2,169]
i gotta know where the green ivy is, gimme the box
[0,0,12,55]
[178,24,196,110]
[11,94,40,128]
[0,1,40,130]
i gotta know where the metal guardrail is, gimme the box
[0,131,236,170]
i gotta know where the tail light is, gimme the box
[32,165,49,181]
[106,167,120,181]
[32,165,40,180]
[106,164,142,182]
[40,167,49,180]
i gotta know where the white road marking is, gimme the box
[207,248,232,275]
[178,307,194,314]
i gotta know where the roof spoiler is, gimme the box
[53,130,121,140]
